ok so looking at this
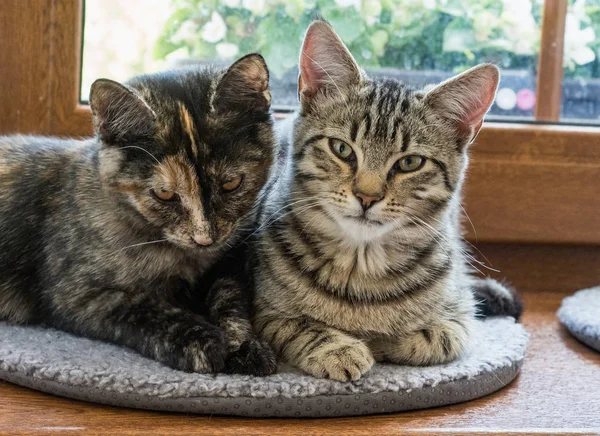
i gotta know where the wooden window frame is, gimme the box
[1,0,599,246]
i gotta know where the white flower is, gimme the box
[201,12,227,44]
[443,29,472,52]
[502,0,533,27]
[362,0,382,25]
[473,11,496,42]
[570,0,587,20]
[564,13,596,67]
[216,42,239,59]
[242,0,266,15]
[170,20,198,45]
[503,0,531,14]
[222,0,241,7]
[422,0,436,9]
[511,26,537,55]
[334,0,361,10]
[164,47,189,63]
[501,0,537,55]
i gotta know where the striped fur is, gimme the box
[253,21,520,382]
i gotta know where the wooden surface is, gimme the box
[49,0,92,136]
[0,0,91,137]
[0,0,54,133]
[0,290,598,435]
[535,0,568,122]
[474,243,600,294]
[465,123,600,246]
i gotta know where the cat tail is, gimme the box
[472,278,524,321]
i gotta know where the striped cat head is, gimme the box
[292,21,499,242]
[90,54,275,250]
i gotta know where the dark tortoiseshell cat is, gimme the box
[0,54,277,375]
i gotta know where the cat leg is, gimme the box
[207,277,277,376]
[256,314,374,381]
[53,289,228,373]
[370,316,474,366]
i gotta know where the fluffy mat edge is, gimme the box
[0,361,523,418]
[558,287,600,353]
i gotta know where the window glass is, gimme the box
[82,0,552,122]
[80,0,172,101]
[561,0,600,123]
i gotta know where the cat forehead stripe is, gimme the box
[178,103,199,159]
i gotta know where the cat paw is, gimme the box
[303,338,374,382]
[225,339,278,376]
[373,324,469,366]
[177,325,228,373]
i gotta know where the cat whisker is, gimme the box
[401,204,499,273]
[259,195,321,225]
[263,202,322,230]
[117,146,161,164]
[459,203,478,243]
[239,199,322,244]
[414,228,485,276]
[300,210,325,235]
[405,215,496,275]
[460,238,495,269]
[105,238,169,259]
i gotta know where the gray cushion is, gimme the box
[558,287,600,353]
[0,318,527,417]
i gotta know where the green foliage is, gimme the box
[155,0,599,79]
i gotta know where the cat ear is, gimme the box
[298,20,361,104]
[213,53,271,113]
[89,79,155,143]
[424,64,499,143]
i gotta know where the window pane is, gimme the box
[80,0,173,102]
[561,0,600,124]
[82,0,545,122]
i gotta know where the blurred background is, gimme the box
[82,0,600,123]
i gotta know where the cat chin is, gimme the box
[333,214,397,244]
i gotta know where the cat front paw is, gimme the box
[303,338,374,382]
[371,323,470,366]
[225,338,278,376]
[175,325,228,373]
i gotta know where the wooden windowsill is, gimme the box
[1,289,598,435]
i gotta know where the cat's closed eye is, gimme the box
[222,175,244,193]
[394,155,426,173]
[151,188,179,202]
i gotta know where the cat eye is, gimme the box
[222,175,244,193]
[396,155,426,173]
[330,139,355,160]
[151,188,178,202]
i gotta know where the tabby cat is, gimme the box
[253,21,522,381]
[0,54,277,375]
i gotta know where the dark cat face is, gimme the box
[90,54,275,250]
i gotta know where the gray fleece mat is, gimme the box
[0,318,527,417]
[558,287,600,353]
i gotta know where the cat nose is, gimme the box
[353,190,383,211]
[192,234,213,246]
